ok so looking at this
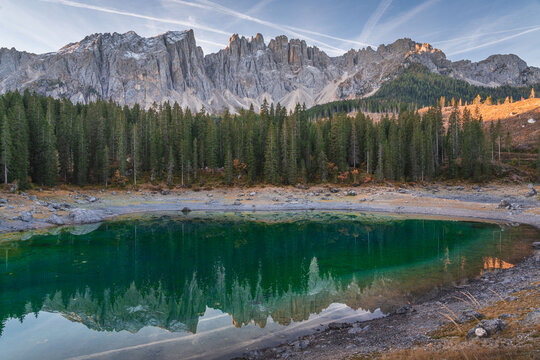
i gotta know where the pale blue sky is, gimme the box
[1,0,539,66]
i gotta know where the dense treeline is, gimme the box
[0,90,516,189]
[307,64,540,119]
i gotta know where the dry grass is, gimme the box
[355,286,539,360]
[371,345,539,360]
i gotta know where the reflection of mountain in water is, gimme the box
[0,216,534,336]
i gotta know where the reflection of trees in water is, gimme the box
[35,257,396,333]
[0,218,534,336]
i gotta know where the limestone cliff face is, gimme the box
[1,30,539,113]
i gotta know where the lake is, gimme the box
[0,212,536,359]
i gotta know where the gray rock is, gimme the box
[67,208,104,224]
[467,319,507,339]
[498,199,511,209]
[532,242,540,249]
[18,211,34,222]
[46,214,65,225]
[233,200,242,206]
[458,309,485,323]
[0,198,7,204]
[161,189,170,195]
[327,322,352,330]
[330,188,339,193]
[181,207,191,213]
[395,305,411,315]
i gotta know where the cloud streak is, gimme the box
[433,25,540,46]
[167,0,352,53]
[40,0,230,35]
[447,26,540,56]
[168,0,375,52]
[377,0,438,36]
[358,0,392,44]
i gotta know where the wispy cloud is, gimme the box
[166,0,351,54]
[358,0,392,44]
[447,26,540,56]
[167,0,374,53]
[433,25,540,46]
[376,0,438,37]
[40,0,230,35]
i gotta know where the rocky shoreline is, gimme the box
[1,182,540,236]
[239,245,540,359]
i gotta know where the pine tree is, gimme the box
[264,125,278,184]
[224,146,233,185]
[103,145,110,187]
[192,137,198,180]
[0,114,11,184]
[167,145,175,186]
[8,94,29,188]
[58,99,74,181]
[348,120,359,168]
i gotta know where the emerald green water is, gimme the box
[0,212,536,359]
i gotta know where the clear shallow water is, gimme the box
[0,212,537,359]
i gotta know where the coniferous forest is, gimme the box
[0,90,522,189]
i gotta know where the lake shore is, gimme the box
[240,244,540,360]
[1,182,539,358]
[1,182,540,236]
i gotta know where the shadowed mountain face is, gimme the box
[0,214,535,337]
[1,30,539,113]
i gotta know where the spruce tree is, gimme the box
[0,114,11,184]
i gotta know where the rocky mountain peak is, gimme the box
[1,30,539,114]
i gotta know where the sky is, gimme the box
[1,0,540,66]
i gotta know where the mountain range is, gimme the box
[1,29,539,113]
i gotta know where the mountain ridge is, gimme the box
[1,29,539,113]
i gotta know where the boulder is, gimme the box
[67,208,104,224]
[181,207,191,213]
[46,214,65,225]
[327,322,352,330]
[330,188,339,193]
[18,211,34,222]
[526,184,537,197]
[467,319,507,339]
[497,199,511,209]
[161,189,170,195]
[395,305,411,314]
[233,200,242,206]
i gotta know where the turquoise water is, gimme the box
[0,212,536,359]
